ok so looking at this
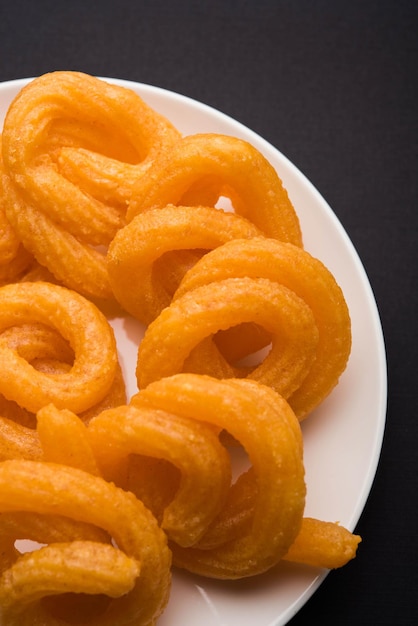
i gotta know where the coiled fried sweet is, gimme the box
[127,132,302,246]
[126,374,359,578]
[0,282,125,462]
[107,204,262,324]
[136,276,320,402]
[173,237,352,418]
[0,459,171,625]
[1,71,181,299]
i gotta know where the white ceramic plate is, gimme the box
[0,77,387,625]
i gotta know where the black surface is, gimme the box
[1,1,417,624]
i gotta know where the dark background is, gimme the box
[1,1,416,624]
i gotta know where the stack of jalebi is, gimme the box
[0,71,361,625]
[108,131,303,325]
[141,376,359,574]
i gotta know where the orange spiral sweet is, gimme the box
[127,132,302,246]
[88,402,231,548]
[1,71,181,299]
[130,374,307,579]
[0,459,171,625]
[107,204,262,324]
[130,374,360,576]
[136,276,319,399]
[174,237,352,418]
[0,282,126,463]
[0,282,121,415]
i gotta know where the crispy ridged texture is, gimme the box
[1,71,181,299]
[189,458,360,570]
[107,204,262,324]
[127,133,302,246]
[175,237,352,419]
[88,403,231,548]
[0,460,171,625]
[132,374,306,579]
[0,137,33,283]
[0,282,118,414]
[136,277,319,398]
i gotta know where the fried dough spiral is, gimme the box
[88,403,231,548]
[131,374,306,579]
[1,71,181,299]
[0,283,125,462]
[136,276,319,398]
[0,321,126,462]
[129,375,360,576]
[0,460,171,626]
[107,204,262,324]
[0,282,119,414]
[127,133,302,246]
[174,237,352,418]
